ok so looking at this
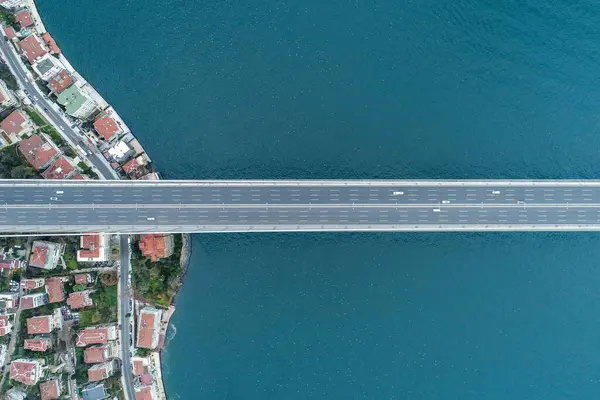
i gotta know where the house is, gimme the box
[18,135,59,170]
[138,172,160,180]
[1,110,33,142]
[9,359,44,385]
[77,234,109,262]
[44,277,64,303]
[76,325,117,347]
[87,361,115,382]
[29,240,63,269]
[136,307,162,349]
[41,33,60,54]
[32,54,63,81]
[4,387,28,400]
[134,384,158,400]
[0,314,12,336]
[24,337,52,352]
[107,140,132,162]
[93,111,123,141]
[40,378,61,400]
[47,70,72,94]
[122,154,150,176]
[139,234,174,262]
[74,273,93,285]
[131,357,148,376]
[0,257,20,273]
[84,341,117,364]
[21,278,44,290]
[3,25,17,40]
[0,292,19,309]
[67,290,93,309]
[0,79,18,110]
[26,315,56,334]
[81,383,108,400]
[20,293,47,309]
[18,34,48,64]
[42,156,75,180]
[14,9,33,28]
[0,0,25,9]
[56,85,97,119]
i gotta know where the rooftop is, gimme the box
[9,359,41,386]
[21,278,44,290]
[40,378,60,400]
[3,26,16,40]
[76,326,115,347]
[81,383,107,400]
[139,234,173,262]
[84,344,109,364]
[87,362,113,382]
[93,112,122,141]
[45,277,64,303]
[20,293,46,310]
[24,338,50,352]
[18,135,58,170]
[42,156,74,180]
[1,110,27,135]
[74,273,91,285]
[137,308,161,349]
[67,290,92,309]
[34,56,57,76]
[0,314,10,336]
[56,85,90,115]
[135,386,154,400]
[14,10,33,28]
[26,315,52,334]
[18,34,48,64]
[41,32,60,54]
[48,70,72,94]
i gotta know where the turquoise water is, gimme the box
[37,0,600,398]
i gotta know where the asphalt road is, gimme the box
[3,180,600,232]
[119,235,136,400]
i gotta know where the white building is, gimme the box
[0,344,6,367]
[0,0,25,9]
[0,80,17,110]
[107,140,132,162]
[0,292,19,309]
[56,85,97,119]
[31,54,62,81]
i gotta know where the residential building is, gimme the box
[3,25,17,40]
[18,134,59,170]
[139,234,174,262]
[138,172,160,180]
[74,273,93,285]
[4,387,27,400]
[0,79,18,110]
[93,110,123,141]
[9,359,44,385]
[47,70,72,94]
[136,307,162,349]
[135,384,158,400]
[44,277,64,303]
[131,357,148,376]
[77,234,109,262]
[24,337,52,352]
[0,344,6,367]
[1,110,33,142]
[87,361,115,382]
[14,10,32,28]
[107,140,132,162]
[0,292,19,309]
[41,33,60,54]
[29,240,63,269]
[75,325,117,347]
[0,258,20,274]
[67,290,93,309]
[56,85,97,119]
[42,156,75,180]
[26,315,56,334]
[20,293,47,310]
[84,341,117,364]
[32,54,62,81]
[40,378,61,400]
[18,34,48,64]
[0,314,12,336]
[21,278,44,290]
[81,383,108,400]
[0,0,25,9]
[122,153,150,176]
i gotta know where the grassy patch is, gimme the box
[79,282,118,328]
[25,109,46,127]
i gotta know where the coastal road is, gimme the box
[0,32,118,179]
[119,235,136,400]
[3,180,600,232]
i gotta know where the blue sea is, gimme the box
[38,0,600,398]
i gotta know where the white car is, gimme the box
[392,191,404,195]
[49,197,58,201]
[441,200,450,204]
[146,217,155,221]
[56,190,63,194]
[492,190,500,194]
[433,208,441,212]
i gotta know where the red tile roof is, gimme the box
[67,290,92,309]
[139,235,171,262]
[79,235,100,258]
[74,273,90,285]
[122,157,141,174]
[88,365,110,382]
[41,32,60,54]
[19,134,58,170]
[0,315,10,336]
[0,258,18,271]
[76,327,112,347]
[15,10,33,28]
[84,345,109,364]
[132,359,147,376]
[135,386,153,400]
[30,243,48,266]
[19,296,35,309]
[3,26,16,40]
[42,156,74,180]
[93,112,121,140]
[18,34,48,64]
[27,315,52,334]
[1,110,27,135]
[21,278,44,290]
[40,379,60,400]
[9,360,39,385]
[45,277,64,303]
[137,310,157,349]
[48,70,72,94]
[24,338,50,352]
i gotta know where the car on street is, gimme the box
[147,217,155,221]
[433,208,441,212]
[442,200,450,204]
[392,191,404,195]
[56,191,63,194]
[50,197,58,201]
[492,190,500,194]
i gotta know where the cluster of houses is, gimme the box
[0,1,157,180]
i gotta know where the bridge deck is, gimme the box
[2,180,600,233]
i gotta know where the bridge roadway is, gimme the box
[4,179,600,233]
